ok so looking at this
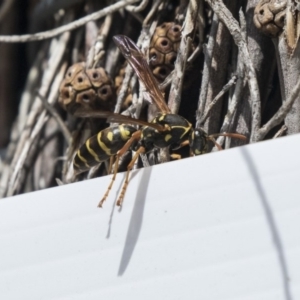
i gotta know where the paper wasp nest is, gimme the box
[114,23,182,110]
[149,22,182,82]
[59,62,116,113]
[253,0,287,37]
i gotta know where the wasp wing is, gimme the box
[113,35,171,114]
[74,108,166,131]
[74,109,116,119]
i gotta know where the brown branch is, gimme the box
[0,0,15,23]
[0,0,139,43]
[205,0,261,142]
[114,64,134,114]
[126,0,150,12]
[273,125,288,139]
[256,79,300,141]
[6,26,71,196]
[36,89,72,146]
[168,0,197,114]
[200,75,237,125]
[143,0,162,26]
[216,54,245,147]
[196,14,219,127]
[86,14,113,68]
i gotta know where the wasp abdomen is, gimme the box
[73,125,137,172]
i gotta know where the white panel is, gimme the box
[0,134,300,300]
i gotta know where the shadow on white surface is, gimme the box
[105,191,118,239]
[241,147,292,300]
[0,135,300,300]
[106,163,143,239]
[118,167,152,275]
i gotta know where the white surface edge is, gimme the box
[0,135,300,300]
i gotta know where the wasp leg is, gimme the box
[179,140,189,148]
[171,140,191,159]
[174,140,192,158]
[170,153,182,160]
[108,156,114,174]
[207,132,247,151]
[207,136,223,151]
[98,155,120,207]
[98,130,142,208]
[172,139,189,150]
[117,130,142,155]
[209,132,247,141]
[117,145,146,207]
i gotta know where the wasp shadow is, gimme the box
[106,169,140,239]
[241,147,292,300]
[117,166,152,276]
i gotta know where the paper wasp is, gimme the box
[73,35,246,207]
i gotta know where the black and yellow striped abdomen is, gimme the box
[73,124,137,172]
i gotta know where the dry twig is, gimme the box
[2,0,298,199]
[205,0,261,142]
[200,75,237,125]
[5,23,71,196]
[36,89,72,145]
[126,0,149,12]
[168,0,197,113]
[0,0,15,23]
[273,125,288,139]
[256,79,300,141]
[196,14,218,127]
[0,0,139,43]
[216,53,245,147]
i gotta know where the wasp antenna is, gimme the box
[207,136,223,151]
[209,132,247,141]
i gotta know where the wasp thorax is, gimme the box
[59,62,116,114]
[140,113,192,152]
[189,128,208,156]
[149,22,182,82]
[253,0,286,37]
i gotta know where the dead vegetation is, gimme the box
[0,0,299,198]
